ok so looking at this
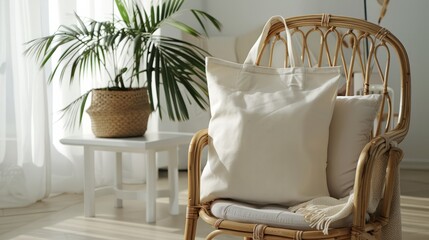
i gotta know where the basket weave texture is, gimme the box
[87,88,151,138]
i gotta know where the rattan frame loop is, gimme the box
[375,28,390,42]
[186,206,200,219]
[295,231,304,240]
[321,13,331,27]
[214,219,224,229]
[253,224,268,240]
[268,33,289,67]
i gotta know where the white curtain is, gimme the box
[0,0,148,208]
[0,0,51,208]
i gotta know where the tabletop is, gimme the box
[60,131,194,150]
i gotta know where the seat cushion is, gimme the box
[210,199,357,230]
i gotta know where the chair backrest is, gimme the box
[261,14,410,143]
[259,15,411,232]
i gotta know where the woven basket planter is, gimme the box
[87,88,151,138]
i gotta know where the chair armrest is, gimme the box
[378,147,403,223]
[186,129,209,216]
[352,134,403,230]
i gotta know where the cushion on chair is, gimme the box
[200,60,340,205]
[210,199,358,230]
[327,95,382,198]
[210,95,382,233]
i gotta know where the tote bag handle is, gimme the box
[244,16,299,67]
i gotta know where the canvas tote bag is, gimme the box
[201,16,341,206]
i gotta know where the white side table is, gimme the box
[60,132,193,223]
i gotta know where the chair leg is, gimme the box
[184,206,199,240]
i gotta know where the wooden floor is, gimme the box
[0,170,428,240]
[399,168,429,239]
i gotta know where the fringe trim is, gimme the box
[295,204,332,235]
[290,194,355,235]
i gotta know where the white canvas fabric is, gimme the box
[200,16,340,206]
[327,95,382,198]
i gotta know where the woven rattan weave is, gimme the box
[86,88,151,138]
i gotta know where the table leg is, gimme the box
[84,147,95,217]
[145,149,156,223]
[114,152,123,208]
[168,147,179,215]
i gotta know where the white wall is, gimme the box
[205,0,363,36]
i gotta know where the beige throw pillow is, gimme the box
[327,95,382,198]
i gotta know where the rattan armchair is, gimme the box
[184,14,410,240]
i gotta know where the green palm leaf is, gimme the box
[60,90,92,129]
[25,0,222,127]
[191,9,222,35]
[115,0,130,26]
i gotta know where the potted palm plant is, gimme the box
[25,0,221,137]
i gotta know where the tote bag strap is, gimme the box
[244,16,299,67]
